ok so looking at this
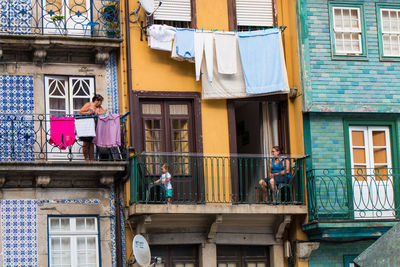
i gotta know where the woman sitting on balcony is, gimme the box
[259,146,290,202]
[79,94,105,161]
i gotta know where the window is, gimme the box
[48,217,99,267]
[152,0,195,28]
[217,245,269,267]
[329,4,366,58]
[151,245,198,267]
[228,0,275,30]
[378,6,400,58]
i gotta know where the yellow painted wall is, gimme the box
[121,0,307,264]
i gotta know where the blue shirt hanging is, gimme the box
[176,28,195,58]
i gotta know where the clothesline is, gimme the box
[151,25,287,33]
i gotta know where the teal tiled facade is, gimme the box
[308,240,373,267]
[299,0,400,265]
[299,0,400,113]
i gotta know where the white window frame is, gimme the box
[48,217,100,267]
[380,8,400,57]
[332,6,363,55]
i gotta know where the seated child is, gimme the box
[155,164,173,203]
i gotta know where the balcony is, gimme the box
[0,0,121,63]
[129,153,306,208]
[304,168,400,240]
[0,113,128,188]
[0,113,128,162]
[0,0,120,38]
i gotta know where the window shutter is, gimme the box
[236,0,274,27]
[153,0,191,22]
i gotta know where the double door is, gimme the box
[45,76,94,159]
[349,126,394,219]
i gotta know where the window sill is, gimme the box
[332,54,368,61]
[380,56,400,62]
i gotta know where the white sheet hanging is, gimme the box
[75,117,96,138]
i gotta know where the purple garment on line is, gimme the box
[93,114,121,147]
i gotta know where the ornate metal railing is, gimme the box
[130,153,306,205]
[0,0,120,38]
[307,168,400,221]
[0,113,128,161]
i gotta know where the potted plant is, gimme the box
[101,1,118,22]
[105,21,120,38]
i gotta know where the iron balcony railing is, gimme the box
[0,113,128,162]
[0,0,120,38]
[307,168,400,221]
[130,153,306,205]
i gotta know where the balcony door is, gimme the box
[45,76,94,160]
[349,126,394,219]
[43,0,91,36]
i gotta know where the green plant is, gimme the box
[101,1,118,22]
[105,21,120,37]
[50,15,64,21]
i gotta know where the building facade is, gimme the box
[122,0,308,266]
[297,0,400,266]
[0,0,128,266]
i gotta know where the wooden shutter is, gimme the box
[153,0,191,21]
[236,0,274,27]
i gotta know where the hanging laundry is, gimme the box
[201,37,249,99]
[194,31,213,82]
[49,117,76,150]
[147,24,176,51]
[175,29,195,59]
[75,117,96,138]
[93,114,121,148]
[171,38,195,63]
[237,29,289,95]
[214,32,237,74]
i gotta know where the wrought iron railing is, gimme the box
[0,0,120,38]
[307,168,400,221]
[130,153,306,205]
[0,113,128,161]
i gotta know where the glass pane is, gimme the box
[170,104,188,115]
[228,264,237,267]
[172,119,180,129]
[352,131,365,146]
[248,264,256,267]
[49,79,66,96]
[145,120,152,130]
[88,251,97,263]
[46,0,62,14]
[86,218,95,230]
[61,219,70,231]
[257,264,266,267]
[334,9,342,28]
[175,264,184,267]
[343,9,350,29]
[73,98,90,113]
[353,148,366,164]
[374,148,387,164]
[69,0,87,15]
[77,237,86,250]
[154,120,161,129]
[87,237,96,249]
[61,238,70,249]
[77,252,86,264]
[351,9,359,29]
[335,33,344,52]
[185,264,194,267]
[155,264,165,267]
[50,219,60,231]
[374,167,389,181]
[354,166,367,181]
[51,238,61,250]
[76,218,85,231]
[50,98,66,110]
[218,264,227,267]
[62,252,71,264]
[51,253,61,265]
[142,104,161,115]
[372,131,386,146]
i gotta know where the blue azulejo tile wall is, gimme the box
[299,0,400,113]
[309,240,373,267]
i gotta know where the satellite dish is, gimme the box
[133,235,151,267]
[139,0,155,14]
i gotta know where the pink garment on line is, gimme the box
[93,114,120,147]
[49,117,76,150]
